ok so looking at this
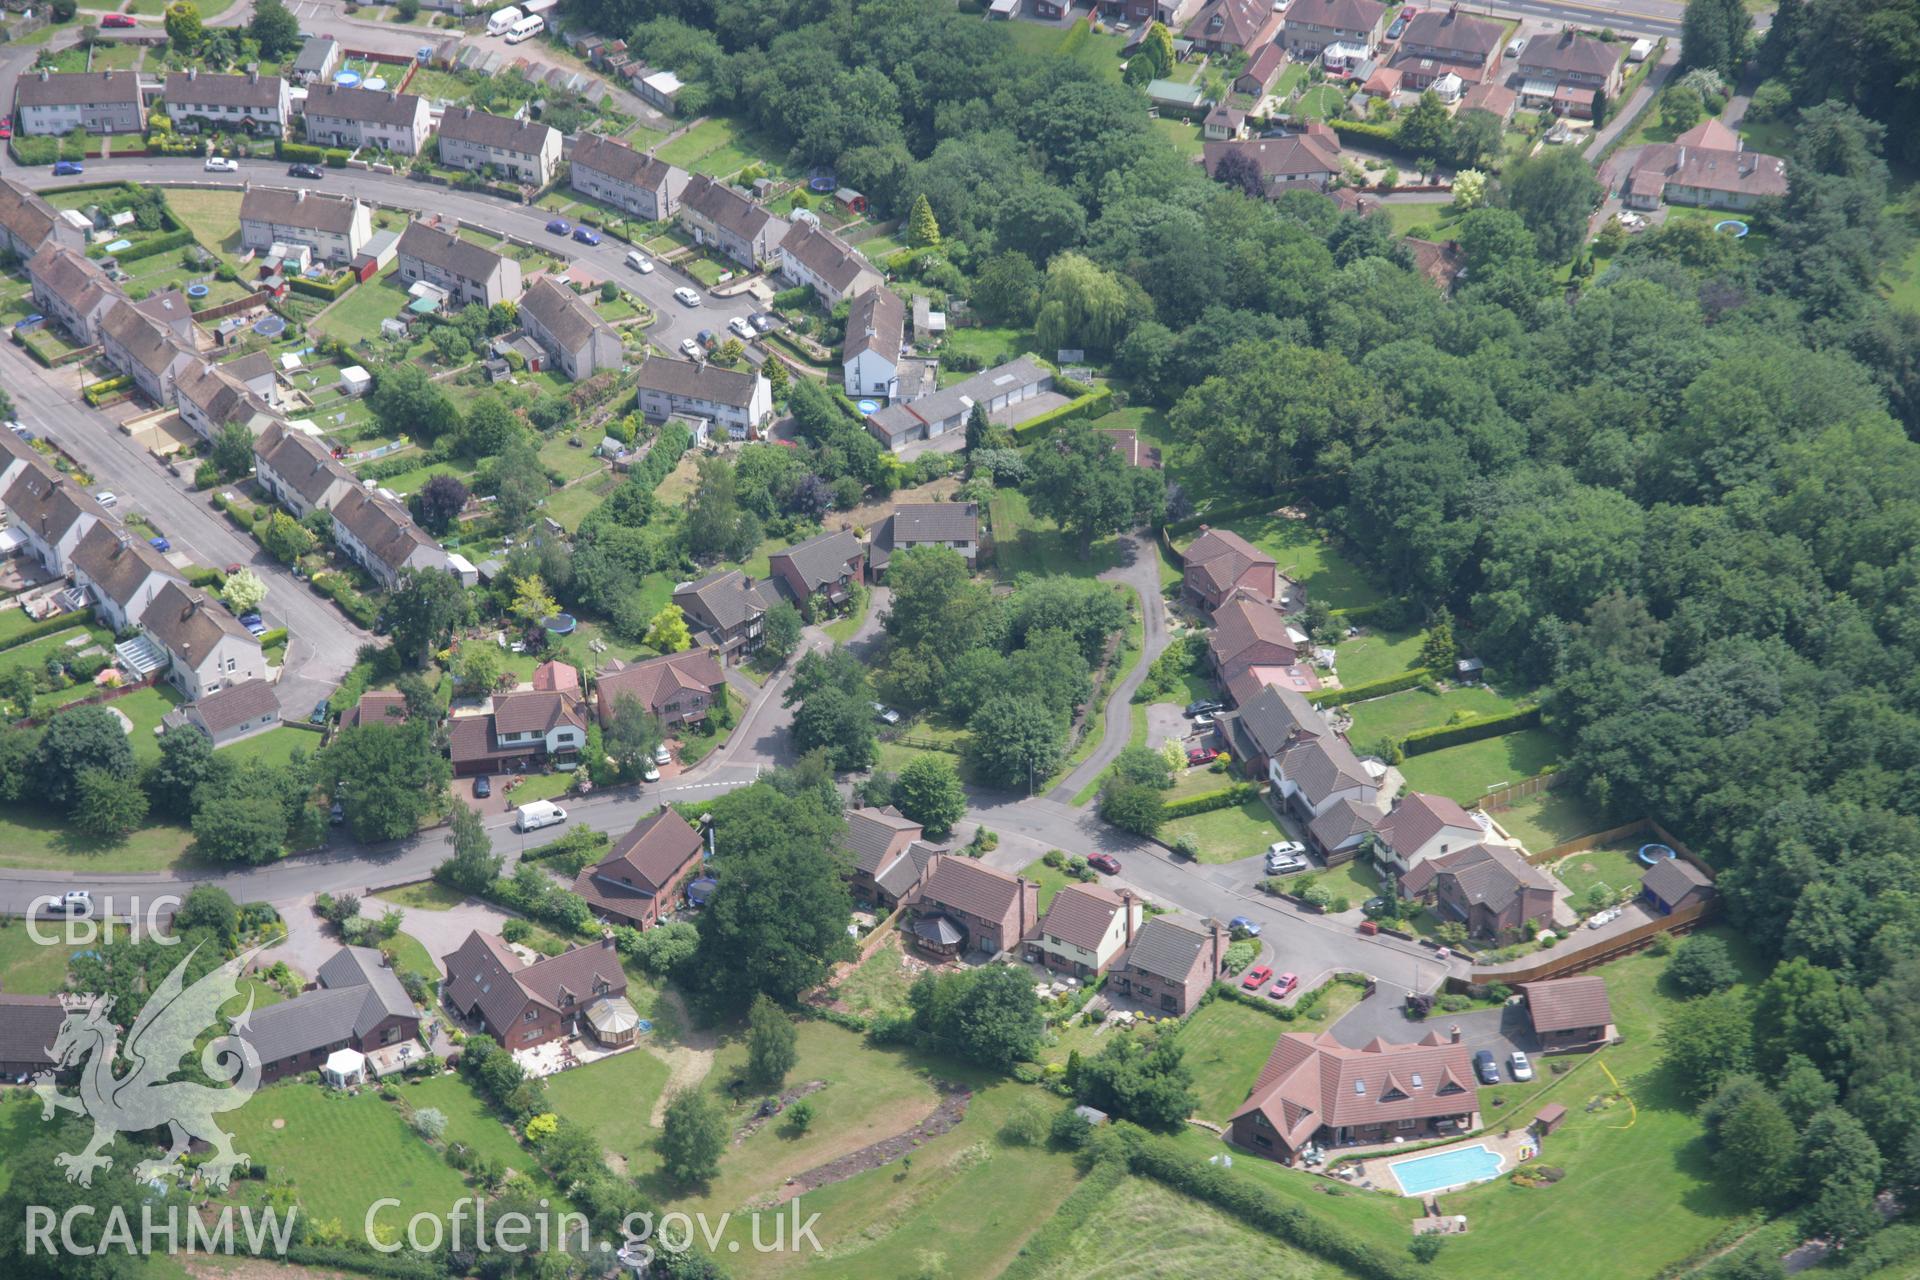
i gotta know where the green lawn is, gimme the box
[988,487,1124,578]
[0,924,78,994]
[1488,788,1608,855]
[388,1073,563,1195]
[653,116,794,181]
[1394,728,1564,805]
[383,930,439,984]
[1160,797,1281,864]
[1334,625,1423,685]
[1179,998,1290,1126]
[119,685,185,762]
[227,1084,474,1225]
[218,725,320,770]
[1151,115,1206,158]
[161,188,245,261]
[0,803,197,873]
[1295,84,1346,120]
[1342,685,1524,757]
[942,324,1036,371]
[831,929,916,1019]
[313,269,414,345]
[0,624,113,682]
[822,590,871,645]
[1005,16,1127,83]
[542,1043,674,1177]
[1551,846,1645,910]
[1019,856,1081,913]
[1209,512,1388,612]
[1029,1174,1348,1280]
[380,880,471,911]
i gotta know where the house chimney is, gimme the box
[188,67,198,81]
[1016,875,1032,941]
[1120,888,1135,945]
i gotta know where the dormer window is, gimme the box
[1353,1080,1365,1096]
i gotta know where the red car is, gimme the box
[1186,746,1218,766]
[1268,972,1299,1000]
[101,12,136,25]
[0,117,11,140]
[1088,852,1121,875]
[1241,964,1273,991]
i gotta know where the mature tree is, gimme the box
[645,603,693,653]
[685,456,756,562]
[761,601,803,661]
[1099,781,1165,837]
[1504,149,1604,263]
[1395,90,1454,156]
[908,964,1044,1070]
[1170,341,1383,498]
[659,1088,728,1187]
[173,884,238,936]
[893,755,966,839]
[486,437,549,530]
[73,767,148,839]
[1035,253,1134,355]
[164,0,202,50]
[968,694,1066,792]
[369,362,459,443]
[1026,420,1165,556]
[249,0,302,58]
[747,994,800,1088]
[1069,1025,1198,1131]
[965,400,993,453]
[1702,1076,1798,1205]
[35,705,135,813]
[458,395,525,459]
[145,725,228,822]
[996,184,1088,266]
[389,565,473,666]
[690,783,850,1009]
[1451,109,1504,170]
[1212,147,1266,199]
[1661,83,1706,132]
[907,193,942,249]
[1800,1107,1884,1245]
[970,250,1042,326]
[220,567,267,616]
[1667,933,1739,996]
[511,573,559,629]
[1419,607,1457,671]
[603,694,665,779]
[261,509,315,564]
[786,649,878,771]
[884,545,991,664]
[453,641,503,693]
[1680,0,1747,80]
[765,354,790,403]
[1661,989,1755,1101]
[320,722,449,844]
[0,1118,158,1280]
[191,764,291,864]
[414,473,470,535]
[437,803,502,892]
[1112,743,1175,790]
[211,420,254,479]
[1777,1054,1839,1130]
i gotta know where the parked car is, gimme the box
[626,250,654,273]
[204,156,238,172]
[52,889,92,915]
[102,12,136,24]
[1088,853,1121,875]
[571,226,601,246]
[473,775,492,799]
[329,801,346,825]
[749,312,774,333]
[727,315,755,341]
[1192,711,1216,728]
[287,163,323,179]
[0,117,12,140]
[678,337,702,359]
[1228,915,1262,937]
[147,536,171,553]
[1267,840,1305,858]
[642,762,661,782]
[53,161,84,176]
[1473,1049,1500,1084]
[871,703,902,726]
[309,700,329,725]
[1509,1051,1534,1081]
[1268,972,1299,1000]
[1386,6,1416,38]
[1587,907,1622,929]
[673,286,701,307]
[1241,964,1273,991]
[545,218,571,235]
[696,328,717,349]
[239,613,266,637]
[652,742,671,765]
[1266,852,1309,875]
[1184,699,1223,717]
[1186,746,1219,766]
[95,491,116,508]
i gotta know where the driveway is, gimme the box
[1332,983,1539,1064]
[1050,532,1174,800]
[364,893,521,977]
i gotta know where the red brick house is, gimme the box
[1390,7,1504,88]
[904,855,1038,958]
[769,529,864,610]
[1180,527,1279,609]
[1210,594,1308,680]
[1230,1031,1480,1163]
[235,946,421,1083]
[594,650,726,729]
[1026,884,1142,978]
[572,808,706,930]
[1521,976,1616,1052]
[843,806,924,907]
[1108,915,1229,1016]
[1398,842,1555,941]
[443,932,627,1049]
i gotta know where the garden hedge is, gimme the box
[1307,667,1435,708]
[1161,781,1260,820]
[289,274,353,300]
[998,1158,1127,1280]
[1164,495,1284,538]
[113,229,197,264]
[82,375,133,406]
[627,419,691,490]
[184,565,223,588]
[312,573,378,628]
[258,627,289,649]
[277,141,325,163]
[1397,705,1543,757]
[0,612,92,655]
[1010,384,1112,443]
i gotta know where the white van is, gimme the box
[515,799,567,832]
[504,14,544,43]
[486,6,523,35]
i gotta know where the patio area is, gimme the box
[512,1030,643,1078]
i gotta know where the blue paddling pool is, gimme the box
[1390,1144,1504,1195]
[333,70,362,87]
[857,399,880,415]
[1714,219,1749,237]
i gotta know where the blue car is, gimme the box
[147,536,171,553]
[571,225,601,246]
[545,218,570,235]
[239,613,266,637]
[52,160,83,176]
[1229,916,1262,937]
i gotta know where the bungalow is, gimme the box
[1027,884,1142,978]
[239,187,373,264]
[778,221,882,308]
[443,932,628,1049]
[447,688,588,776]
[302,84,432,156]
[1398,841,1555,941]
[1210,593,1307,680]
[1282,0,1387,57]
[1515,30,1623,117]
[1640,856,1714,914]
[1623,119,1787,212]
[594,649,726,728]
[672,569,769,663]
[1520,976,1616,1052]
[290,36,342,86]
[1369,790,1487,877]
[1109,914,1228,1016]
[1203,133,1343,195]
[237,946,419,1083]
[1390,8,1504,88]
[904,855,1038,958]
[843,286,906,400]
[567,133,690,221]
[254,420,356,519]
[435,108,562,187]
[633,356,772,438]
[517,277,623,381]
[341,689,409,729]
[0,993,67,1079]
[0,177,86,259]
[1221,683,1333,778]
[139,580,265,700]
[172,361,261,442]
[677,174,790,269]
[863,355,1054,453]
[329,486,449,589]
[1204,102,1248,141]
[843,806,925,907]
[1235,44,1289,97]
[12,69,144,136]
[163,69,291,137]
[1185,0,1282,54]
[99,302,195,406]
[1230,1031,1479,1163]
[1271,732,1378,822]
[868,502,980,578]
[4,466,105,576]
[572,808,706,930]
[396,221,523,308]
[68,521,180,634]
[172,678,282,747]
[769,529,864,610]
[1181,526,1279,609]
[25,244,123,345]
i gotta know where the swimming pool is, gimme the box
[1388,1144,1504,1195]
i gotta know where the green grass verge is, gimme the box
[1159,797,1281,864]
[0,924,78,994]
[0,803,197,873]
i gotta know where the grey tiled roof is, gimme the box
[70,521,179,608]
[139,581,255,667]
[1641,857,1712,901]
[1276,733,1373,806]
[164,70,283,110]
[773,528,862,592]
[519,276,615,355]
[568,132,681,189]
[875,841,936,899]
[844,287,904,362]
[191,678,279,734]
[438,107,557,155]
[240,186,365,234]
[234,945,415,1065]
[305,83,425,126]
[255,421,354,507]
[781,221,878,294]
[681,175,785,244]
[844,806,922,877]
[331,486,439,576]
[14,70,141,110]
[396,221,510,286]
[0,994,65,1069]
[0,178,60,252]
[634,354,760,408]
[1226,683,1329,755]
[1123,915,1216,982]
[672,568,768,633]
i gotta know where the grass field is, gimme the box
[1295,84,1346,119]
[389,1073,564,1196]
[1394,728,1564,805]
[0,923,77,994]
[218,725,321,769]
[162,188,244,260]
[653,117,794,181]
[1334,625,1422,686]
[542,1043,675,1176]
[1551,846,1645,909]
[314,269,413,344]
[1160,796,1281,864]
[831,930,916,1019]
[1489,788,1608,854]
[1005,17,1127,83]
[0,803,197,873]
[1342,685,1525,756]
[988,488,1124,578]
[1018,856,1082,913]
[1180,998,1289,1125]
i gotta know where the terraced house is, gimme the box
[25,243,123,345]
[12,70,144,136]
[172,360,264,442]
[633,355,772,438]
[1390,7,1504,88]
[1282,0,1387,56]
[566,133,690,221]
[435,108,562,186]
[677,174,790,268]
[0,176,85,259]
[329,486,449,589]
[163,69,291,136]
[253,420,356,519]
[239,186,372,264]
[777,220,882,308]
[395,221,523,308]
[301,84,432,155]
[98,301,195,406]
[516,276,623,380]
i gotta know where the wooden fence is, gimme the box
[1471,770,1564,813]
[1467,897,1714,986]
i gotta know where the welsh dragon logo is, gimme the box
[36,943,263,1189]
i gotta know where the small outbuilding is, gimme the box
[322,1047,368,1088]
[338,365,371,397]
[1640,858,1714,915]
[1533,1102,1567,1135]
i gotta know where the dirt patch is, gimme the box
[648,987,720,1125]
[760,1082,972,1206]
[839,476,961,530]
[732,1080,828,1145]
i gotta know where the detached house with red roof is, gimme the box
[904,856,1038,958]
[1180,527,1281,609]
[1111,914,1229,1016]
[1210,594,1309,682]
[443,932,632,1049]
[1398,842,1556,941]
[572,808,706,931]
[1369,790,1488,877]
[447,688,588,776]
[1230,1031,1480,1163]
[593,650,727,729]
[1027,884,1143,978]
[1623,119,1787,213]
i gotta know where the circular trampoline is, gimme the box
[185,283,210,298]
[1638,843,1677,866]
[543,613,577,635]
[857,398,880,415]
[333,70,362,87]
[808,176,835,194]
[253,315,287,337]
[363,77,388,91]
[1713,219,1749,237]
